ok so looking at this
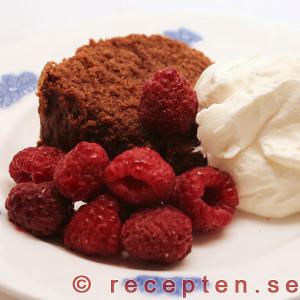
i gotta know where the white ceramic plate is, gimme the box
[0,14,300,300]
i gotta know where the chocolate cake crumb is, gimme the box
[38,34,211,173]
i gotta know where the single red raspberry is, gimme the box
[5,182,69,237]
[104,147,175,205]
[93,194,122,215]
[54,142,109,202]
[174,167,239,232]
[121,206,192,263]
[9,146,65,184]
[64,196,122,256]
[139,67,198,135]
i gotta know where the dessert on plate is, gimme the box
[5,33,241,265]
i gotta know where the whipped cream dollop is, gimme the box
[195,56,300,218]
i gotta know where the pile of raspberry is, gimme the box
[5,68,239,264]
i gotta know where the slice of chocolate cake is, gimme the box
[38,34,211,173]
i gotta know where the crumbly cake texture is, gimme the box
[38,34,211,173]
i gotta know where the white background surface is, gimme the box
[0,1,299,300]
[0,0,300,47]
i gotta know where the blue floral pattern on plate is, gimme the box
[163,27,202,45]
[0,72,38,109]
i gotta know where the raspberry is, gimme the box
[64,196,122,256]
[5,182,69,237]
[9,146,64,184]
[104,147,175,205]
[174,167,239,232]
[93,194,122,215]
[121,206,192,263]
[54,142,109,201]
[139,67,198,135]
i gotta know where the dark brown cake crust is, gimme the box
[38,34,211,173]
